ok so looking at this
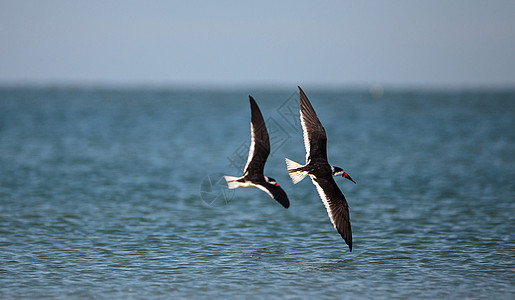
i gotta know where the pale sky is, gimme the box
[1,0,514,88]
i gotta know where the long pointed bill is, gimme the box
[343,172,356,184]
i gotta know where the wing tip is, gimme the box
[270,189,290,209]
[276,187,290,209]
[281,199,290,209]
[339,233,352,252]
[298,85,306,97]
[340,232,353,252]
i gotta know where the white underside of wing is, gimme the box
[300,110,311,163]
[255,184,275,199]
[226,176,274,200]
[243,122,255,174]
[310,175,337,229]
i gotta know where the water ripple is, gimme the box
[0,88,514,298]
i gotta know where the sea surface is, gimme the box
[0,87,514,299]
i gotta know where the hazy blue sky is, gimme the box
[1,1,514,88]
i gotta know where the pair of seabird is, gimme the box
[224,86,355,251]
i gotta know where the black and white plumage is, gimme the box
[224,96,290,209]
[285,86,356,251]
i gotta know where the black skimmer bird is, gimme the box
[285,86,356,251]
[224,96,290,209]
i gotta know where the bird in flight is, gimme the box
[285,86,355,251]
[224,96,290,209]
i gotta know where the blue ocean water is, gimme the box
[0,87,514,299]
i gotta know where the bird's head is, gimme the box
[332,166,356,184]
[265,176,280,187]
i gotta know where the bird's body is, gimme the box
[224,96,290,209]
[285,86,355,251]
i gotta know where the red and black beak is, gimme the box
[343,172,356,184]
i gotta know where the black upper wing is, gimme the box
[298,86,328,163]
[311,176,353,251]
[243,96,270,176]
[256,182,290,209]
